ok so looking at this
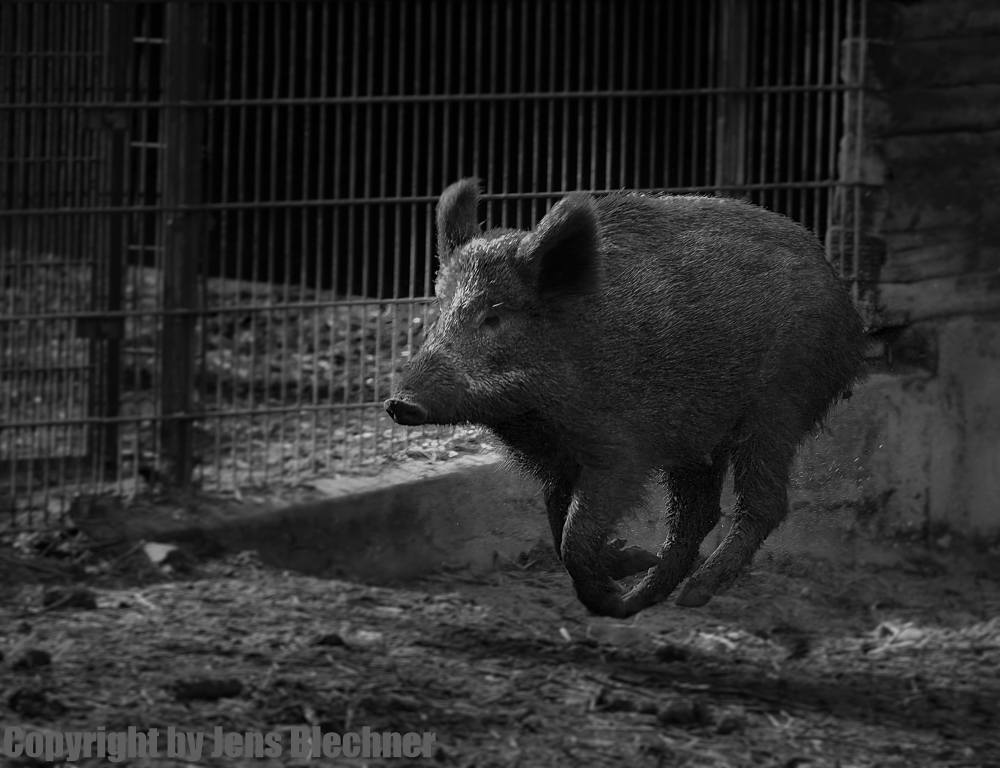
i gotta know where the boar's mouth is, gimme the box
[383,398,430,426]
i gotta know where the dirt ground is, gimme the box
[1,525,998,768]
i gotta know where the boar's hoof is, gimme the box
[603,542,662,580]
[384,399,429,426]
[577,590,632,619]
[674,581,714,608]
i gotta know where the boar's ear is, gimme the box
[436,178,482,259]
[517,192,602,299]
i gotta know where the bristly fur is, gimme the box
[387,179,869,618]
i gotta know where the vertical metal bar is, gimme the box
[404,0,419,334]
[834,0,846,277]
[417,3,431,294]
[676,1,689,187]
[0,0,8,504]
[132,5,151,486]
[620,2,631,189]
[659,2,671,187]
[421,1,438,446]
[281,1,296,445]
[704,0,717,188]
[693,0,703,187]
[486,1,497,220]
[313,0,329,476]
[429,0,439,198]
[363,0,381,464]
[604,1,615,190]
[804,0,819,233]
[530,0,542,223]
[631,1,644,189]
[99,0,132,484]
[493,0,512,227]
[590,0,599,191]
[89,0,107,488]
[693,0,703,188]
[25,2,43,504]
[576,0,586,191]
[386,0,401,455]
[329,1,346,459]
[87,0,105,489]
[502,0,512,225]
[55,0,72,498]
[789,0,803,222]
[361,0,375,301]
[0,1,10,221]
[343,4,362,462]
[760,0,773,211]
[0,10,10,493]
[561,0,571,193]
[294,0,310,482]
[262,3,282,483]
[457,0,468,179]
[774,0,788,216]
[504,0,514,224]
[827,0,842,264]
[18,2,34,498]
[27,1,44,508]
[0,5,17,513]
[393,3,414,328]
[715,0,749,197]
[516,0,527,226]
[853,0,867,289]
[546,0,558,213]
[472,1,482,181]
[245,2,265,482]
[160,1,207,488]
[815,0,827,236]
[234,1,251,482]
[441,0,452,192]
[389,0,405,446]
[815,0,830,239]
[208,0,231,492]
[745,2,758,203]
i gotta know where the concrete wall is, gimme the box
[827,0,1000,538]
[850,317,1000,535]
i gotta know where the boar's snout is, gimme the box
[384,398,429,426]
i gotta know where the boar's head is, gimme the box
[384,178,602,427]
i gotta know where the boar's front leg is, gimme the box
[544,479,660,581]
[560,467,654,618]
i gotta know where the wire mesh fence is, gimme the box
[0,0,868,531]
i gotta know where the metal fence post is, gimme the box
[715,0,749,197]
[161,1,207,487]
[88,2,135,473]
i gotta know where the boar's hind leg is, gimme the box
[621,449,729,614]
[560,467,650,619]
[675,431,795,607]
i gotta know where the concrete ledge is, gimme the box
[144,454,548,582]
[141,333,1000,582]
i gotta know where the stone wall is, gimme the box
[850,0,1000,323]
[834,0,1000,537]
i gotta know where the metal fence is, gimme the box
[1,0,868,529]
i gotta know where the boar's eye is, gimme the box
[477,302,506,331]
[479,313,501,330]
